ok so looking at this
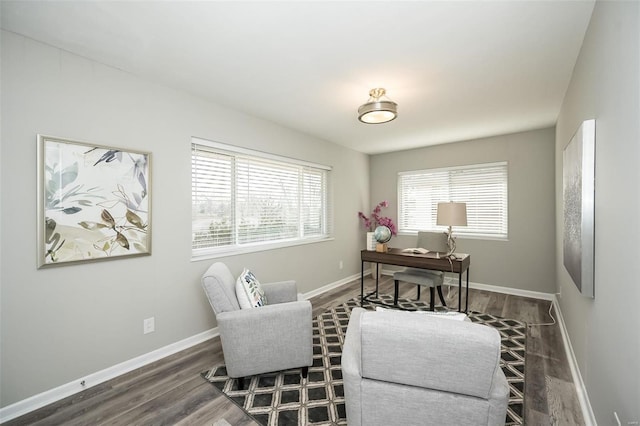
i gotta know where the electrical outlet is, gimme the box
[143,317,155,334]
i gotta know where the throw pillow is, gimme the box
[236,268,268,309]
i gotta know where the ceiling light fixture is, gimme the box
[357,88,398,124]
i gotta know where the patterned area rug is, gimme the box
[202,294,526,426]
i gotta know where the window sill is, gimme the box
[191,236,335,262]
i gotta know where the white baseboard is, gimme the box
[0,328,219,423]
[1,271,592,424]
[444,277,556,301]
[0,273,360,423]
[302,272,361,299]
[552,296,597,425]
[341,273,595,424]
[390,271,594,423]
[382,270,556,301]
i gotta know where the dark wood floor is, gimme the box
[4,276,583,425]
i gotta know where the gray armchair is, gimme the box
[342,307,509,426]
[201,262,313,388]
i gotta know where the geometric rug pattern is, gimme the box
[203,294,526,426]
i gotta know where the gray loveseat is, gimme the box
[342,307,509,426]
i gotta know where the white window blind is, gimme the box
[192,140,331,256]
[398,162,508,239]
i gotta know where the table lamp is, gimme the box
[436,202,467,256]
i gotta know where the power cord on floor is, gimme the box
[442,282,556,326]
[527,300,557,327]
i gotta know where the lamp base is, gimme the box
[444,226,456,256]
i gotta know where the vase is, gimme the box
[366,232,376,251]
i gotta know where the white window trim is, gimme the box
[397,161,508,240]
[191,137,333,261]
[192,137,332,171]
[191,235,335,262]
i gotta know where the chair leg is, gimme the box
[429,287,435,311]
[437,285,447,307]
[301,366,309,379]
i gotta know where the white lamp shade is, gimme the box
[436,202,467,226]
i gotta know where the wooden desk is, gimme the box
[361,248,471,312]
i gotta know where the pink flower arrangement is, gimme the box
[358,200,397,235]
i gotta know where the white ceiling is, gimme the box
[1,1,595,154]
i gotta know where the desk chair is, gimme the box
[393,231,448,310]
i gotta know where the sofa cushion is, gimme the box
[236,268,268,309]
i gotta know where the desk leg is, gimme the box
[465,268,470,313]
[458,272,462,313]
[375,263,380,297]
[360,260,365,304]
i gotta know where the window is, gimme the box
[398,162,508,239]
[192,138,332,257]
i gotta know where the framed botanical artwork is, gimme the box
[37,135,151,267]
[562,119,595,298]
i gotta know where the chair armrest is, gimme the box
[342,307,365,426]
[217,299,311,338]
[262,280,298,304]
[342,307,364,377]
[216,299,313,377]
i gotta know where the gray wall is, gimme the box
[370,128,557,293]
[555,1,639,424]
[0,31,369,406]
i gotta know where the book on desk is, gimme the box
[400,248,468,260]
[401,247,429,254]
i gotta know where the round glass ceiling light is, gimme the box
[358,88,398,124]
